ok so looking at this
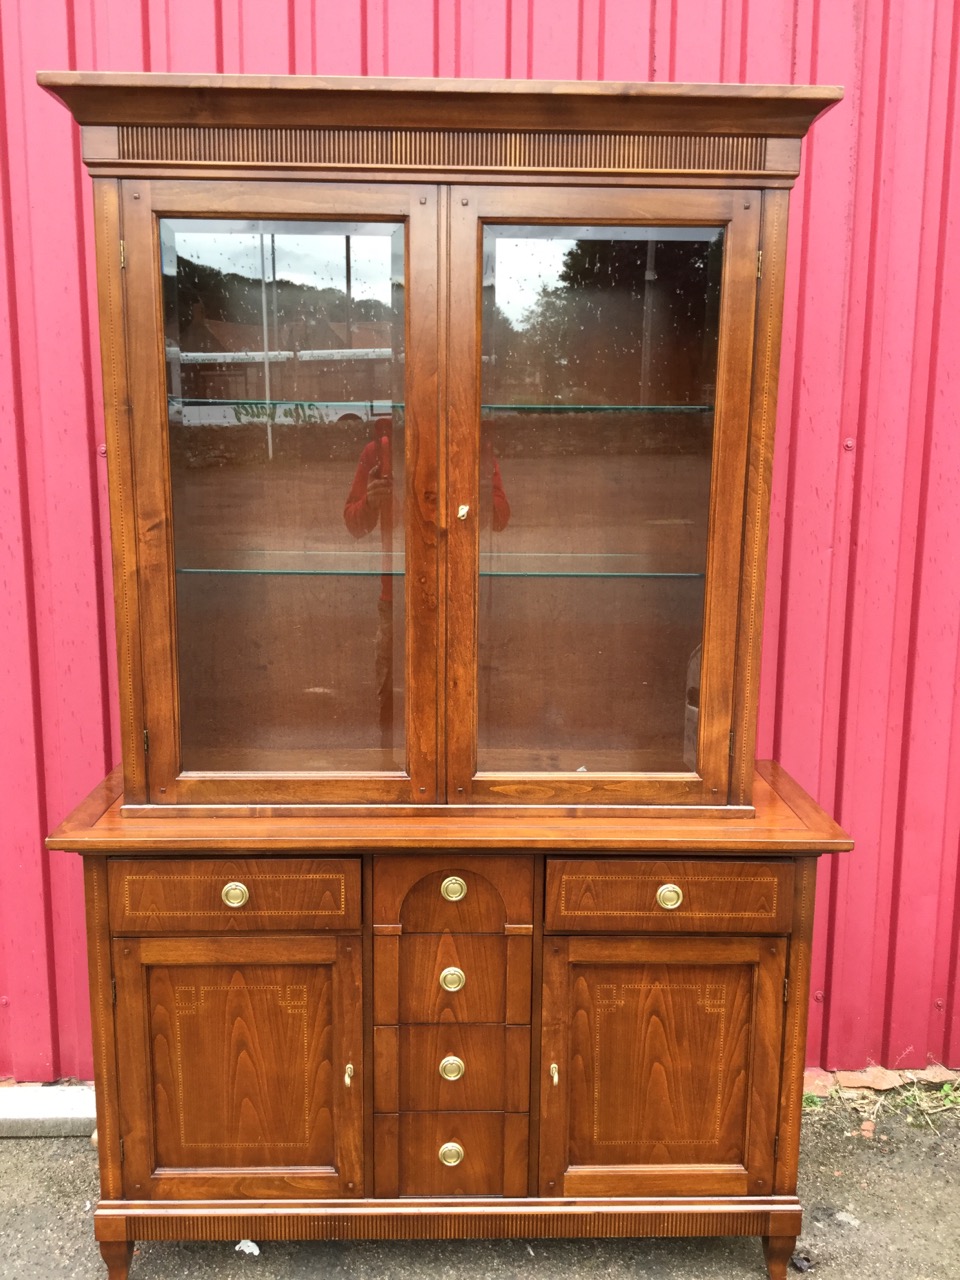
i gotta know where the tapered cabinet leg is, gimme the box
[762,1235,797,1280]
[99,1240,134,1280]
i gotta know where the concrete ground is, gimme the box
[1,1091,958,1280]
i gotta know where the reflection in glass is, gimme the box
[477,224,723,773]
[162,219,405,773]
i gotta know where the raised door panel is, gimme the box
[114,936,362,1199]
[540,936,785,1197]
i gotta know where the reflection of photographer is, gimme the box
[343,421,398,735]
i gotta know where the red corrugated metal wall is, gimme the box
[1,0,958,1080]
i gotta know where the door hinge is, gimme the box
[118,1136,124,1162]
[119,240,126,270]
[730,729,735,758]
[773,1134,779,1161]
[757,249,763,279]
[111,978,116,1007]
[143,728,149,754]
[784,976,790,1004]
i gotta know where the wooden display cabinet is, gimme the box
[41,73,850,1280]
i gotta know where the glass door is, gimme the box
[123,182,439,804]
[446,188,761,805]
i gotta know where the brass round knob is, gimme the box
[656,883,683,910]
[440,875,468,902]
[439,1055,465,1080]
[221,881,249,908]
[438,1141,464,1166]
[439,966,466,992]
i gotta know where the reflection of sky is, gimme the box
[171,226,396,303]
[489,226,722,328]
[494,239,572,328]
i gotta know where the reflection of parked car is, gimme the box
[166,339,396,427]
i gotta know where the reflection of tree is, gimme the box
[509,238,721,405]
[173,256,393,334]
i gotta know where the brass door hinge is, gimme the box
[757,249,763,279]
[119,240,126,270]
[143,728,149,754]
[773,1134,780,1161]
[784,976,790,1004]
[118,1135,124,1162]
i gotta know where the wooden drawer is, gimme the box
[545,859,794,934]
[374,854,534,932]
[395,934,532,1024]
[375,1112,529,1197]
[374,1025,529,1112]
[108,857,361,934]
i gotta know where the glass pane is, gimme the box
[162,219,405,772]
[477,224,722,773]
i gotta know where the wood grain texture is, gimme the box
[763,1234,798,1280]
[540,935,784,1198]
[7,0,953,1097]
[95,1194,802,1241]
[112,934,362,1200]
[386,1112,529,1196]
[107,857,360,933]
[373,854,534,931]
[83,858,122,1200]
[96,124,779,177]
[48,766,853,852]
[545,858,794,934]
[98,1241,133,1280]
[39,73,842,138]
[396,934,510,1024]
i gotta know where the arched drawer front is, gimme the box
[374,854,533,933]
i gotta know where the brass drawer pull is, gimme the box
[439,1141,464,1166]
[440,875,467,902]
[221,882,249,908]
[439,966,466,992]
[656,883,684,910]
[439,1055,465,1080]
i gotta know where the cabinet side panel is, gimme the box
[732,189,791,804]
[93,179,145,802]
[83,857,123,1200]
[775,856,817,1193]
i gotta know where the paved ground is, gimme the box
[1,1093,958,1279]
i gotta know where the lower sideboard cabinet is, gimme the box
[72,832,831,1280]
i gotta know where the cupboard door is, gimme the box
[540,935,785,1197]
[121,180,440,805]
[113,935,362,1199]
[445,187,761,806]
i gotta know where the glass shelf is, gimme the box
[175,551,704,579]
[481,404,713,414]
[167,397,713,416]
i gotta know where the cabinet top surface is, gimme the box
[38,71,842,136]
[48,762,852,854]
